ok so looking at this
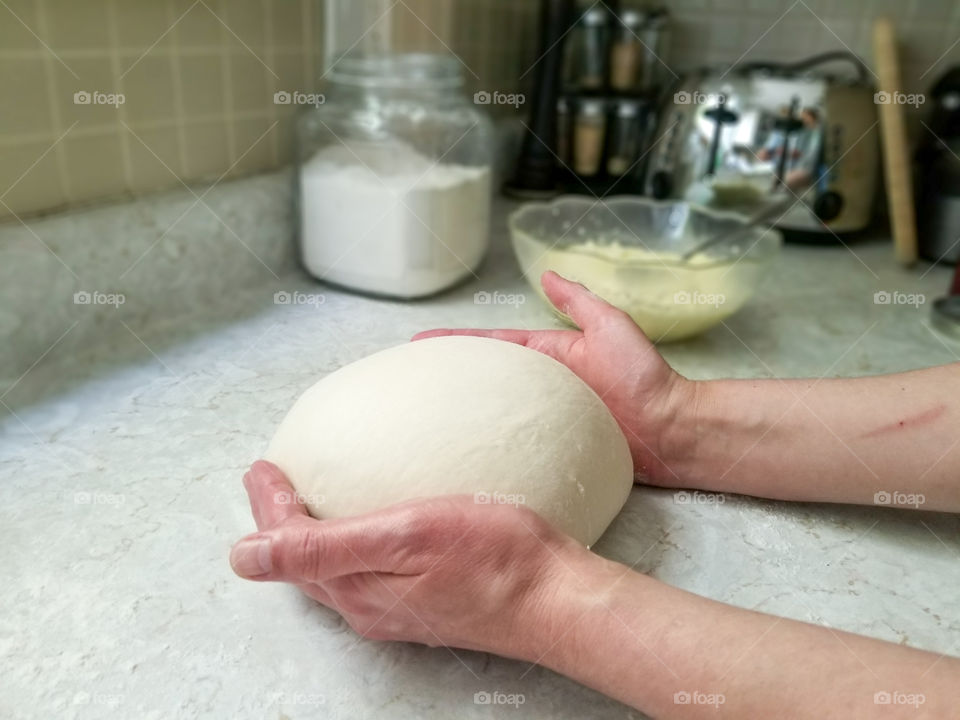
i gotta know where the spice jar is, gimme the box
[573,98,607,176]
[606,99,644,177]
[296,54,493,298]
[609,10,643,92]
[570,7,610,90]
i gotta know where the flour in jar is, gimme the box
[299,141,491,298]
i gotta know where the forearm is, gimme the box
[526,556,959,718]
[663,364,960,511]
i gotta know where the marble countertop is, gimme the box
[2,190,960,719]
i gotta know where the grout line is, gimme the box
[106,0,136,193]
[216,0,238,169]
[167,0,191,177]
[33,0,73,205]
[263,0,279,166]
[303,0,315,90]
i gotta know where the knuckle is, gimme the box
[292,529,326,580]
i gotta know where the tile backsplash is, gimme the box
[0,0,322,222]
[0,0,540,224]
[2,0,958,224]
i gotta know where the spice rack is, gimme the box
[506,1,670,199]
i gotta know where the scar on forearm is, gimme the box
[859,404,947,439]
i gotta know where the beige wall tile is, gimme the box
[272,48,308,87]
[230,54,272,113]
[178,54,226,117]
[115,0,175,51]
[0,140,68,216]
[120,54,178,127]
[183,120,231,180]
[230,116,277,176]
[0,58,55,137]
[270,0,306,48]
[44,0,111,51]
[222,0,268,50]
[0,0,41,50]
[125,125,184,192]
[172,0,226,48]
[63,130,126,201]
[275,118,297,166]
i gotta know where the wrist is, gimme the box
[507,542,604,663]
[513,546,627,665]
[644,375,709,487]
[515,552,670,717]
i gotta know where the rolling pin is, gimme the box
[873,17,918,266]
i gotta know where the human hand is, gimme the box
[230,460,592,657]
[414,272,695,484]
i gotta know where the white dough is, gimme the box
[265,336,634,547]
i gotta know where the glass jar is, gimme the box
[566,7,610,91]
[606,99,644,176]
[296,54,493,299]
[573,98,607,176]
[609,9,643,92]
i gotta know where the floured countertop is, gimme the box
[2,188,959,719]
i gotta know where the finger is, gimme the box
[230,504,420,583]
[541,271,627,331]
[243,459,309,531]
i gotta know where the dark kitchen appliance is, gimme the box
[915,66,960,265]
[931,260,960,340]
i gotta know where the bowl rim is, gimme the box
[507,195,783,269]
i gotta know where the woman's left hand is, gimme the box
[230,460,593,658]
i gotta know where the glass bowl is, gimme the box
[508,196,782,342]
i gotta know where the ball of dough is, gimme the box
[265,336,633,546]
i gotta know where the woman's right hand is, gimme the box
[414,271,696,485]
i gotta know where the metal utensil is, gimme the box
[681,194,794,261]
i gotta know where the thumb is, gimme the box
[541,271,630,332]
[230,516,387,583]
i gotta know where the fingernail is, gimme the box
[230,537,272,577]
[242,471,253,490]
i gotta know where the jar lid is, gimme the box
[327,53,464,89]
[617,9,644,29]
[578,98,607,117]
[581,7,608,26]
